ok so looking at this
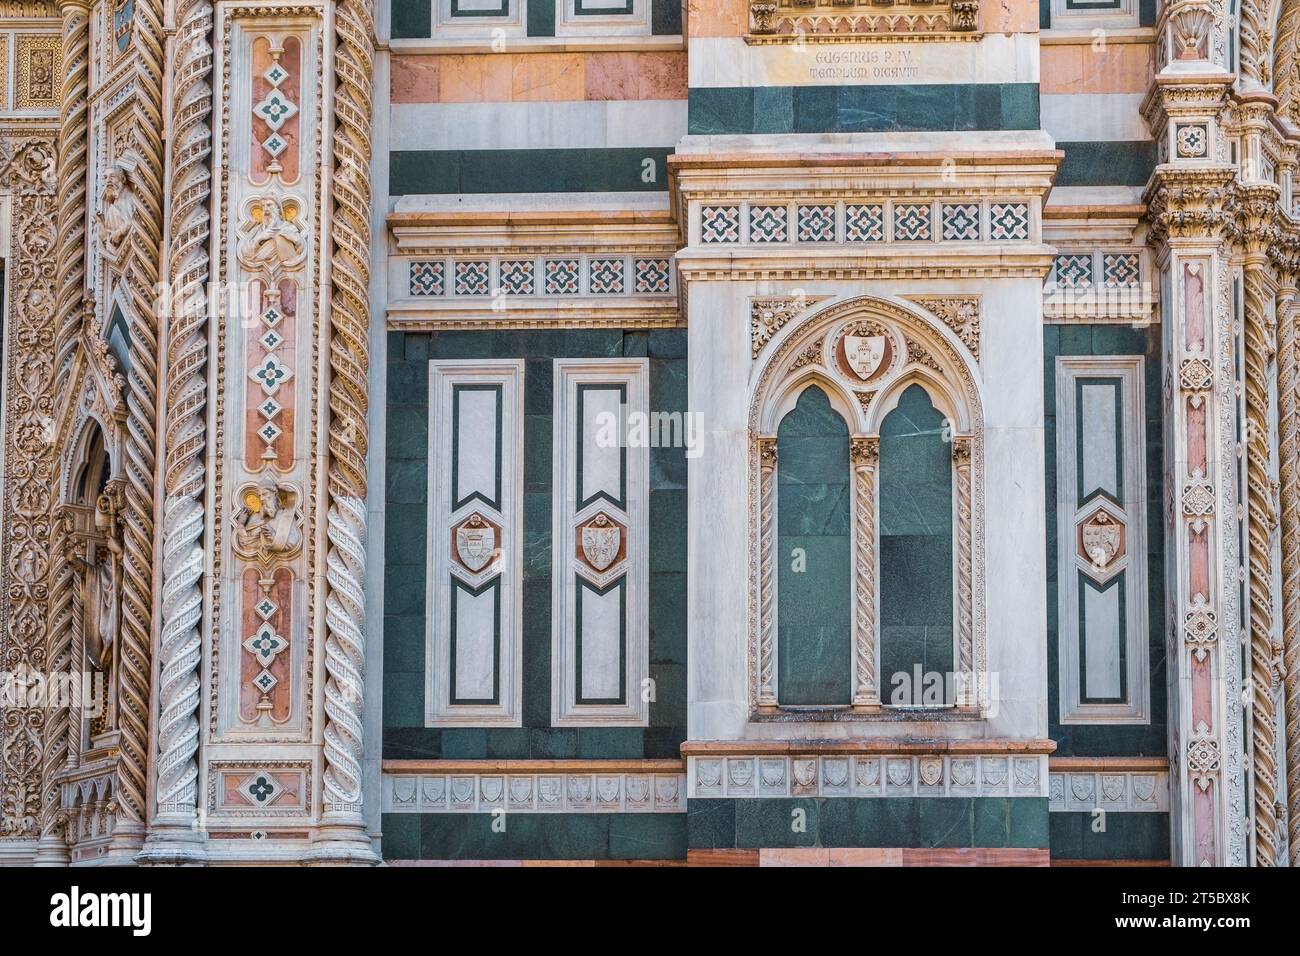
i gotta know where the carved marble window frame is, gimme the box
[749,296,986,719]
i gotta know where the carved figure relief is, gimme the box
[232,478,304,564]
[96,155,138,266]
[236,196,307,279]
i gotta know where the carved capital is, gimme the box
[1144,166,1238,244]
[851,435,879,468]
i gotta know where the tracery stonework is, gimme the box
[0,133,60,843]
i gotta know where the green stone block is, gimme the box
[384,503,427,565]
[385,459,428,506]
[380,813,420,860]
[384,614,425,674]
[383,670,423,729]
[609,814,687,860]
[918,798,973,848]
[577,728,644,758]
[386,405,428,460]
[972,797,1010,848]
[383,563,425,618]
[649,662,686,727]
[524,414,552,492]
[752,86,795,134]
[735,798,819,848]
[538,815,611,860]
[648,571,687,665]
[440,728,488,759]
[873,796,922,846]
[386,358,427,405]
[649,489,687,572]
[486,729,531,759]
[383,727,441,761]
[1009,798,1050,848]
[648,329,687,358]
[687,799,736,849]
[528,729,579,758]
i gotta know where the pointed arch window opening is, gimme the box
[752,309,981,719]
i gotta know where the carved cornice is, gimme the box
[746,0,980,40]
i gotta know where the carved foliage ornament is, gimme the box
[0,135,60,838]
[750,295,828,358]
[902,294,980,359]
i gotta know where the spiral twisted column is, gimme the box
[312,0,377,863]
[115,0,168,842]
[756,437,778,708]
[953,437,975,707]
[851,436,879,708]
[1276,273,1300,866]
[34,0,93,867]
[1242,247,1279,866]
[138,0,214,864]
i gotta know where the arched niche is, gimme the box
[747,294,985,716]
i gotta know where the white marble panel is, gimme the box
[1041,93,1149,143]
[453,582,498,700]
[579,581,623,701]
[455,386,499,504]
[1080,381,1118,498]
[687,34,1039,88]
[1082,580,1122,700]
[581,385,624,505]
[389,100,688,151]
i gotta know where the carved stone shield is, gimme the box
[455,513,496,572]
[1081,512,1122,568]
[844,334,886,380]
[581,514,621,571]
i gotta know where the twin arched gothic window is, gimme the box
[752,298,982,715]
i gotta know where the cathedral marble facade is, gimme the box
[0,0,1298,866]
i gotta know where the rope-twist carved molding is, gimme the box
[322,0,375,819]
[1243,262,1279,866]
[155,0,213,821]
[117,0,167,828]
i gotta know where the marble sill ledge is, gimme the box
[749,703,983,723]
[668,144,1062,168]
[1039,27,1155,45]
[386,35,684,56]
[1048,756,1168,772]
[384,299,683,330]
[681,739,1057,755]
